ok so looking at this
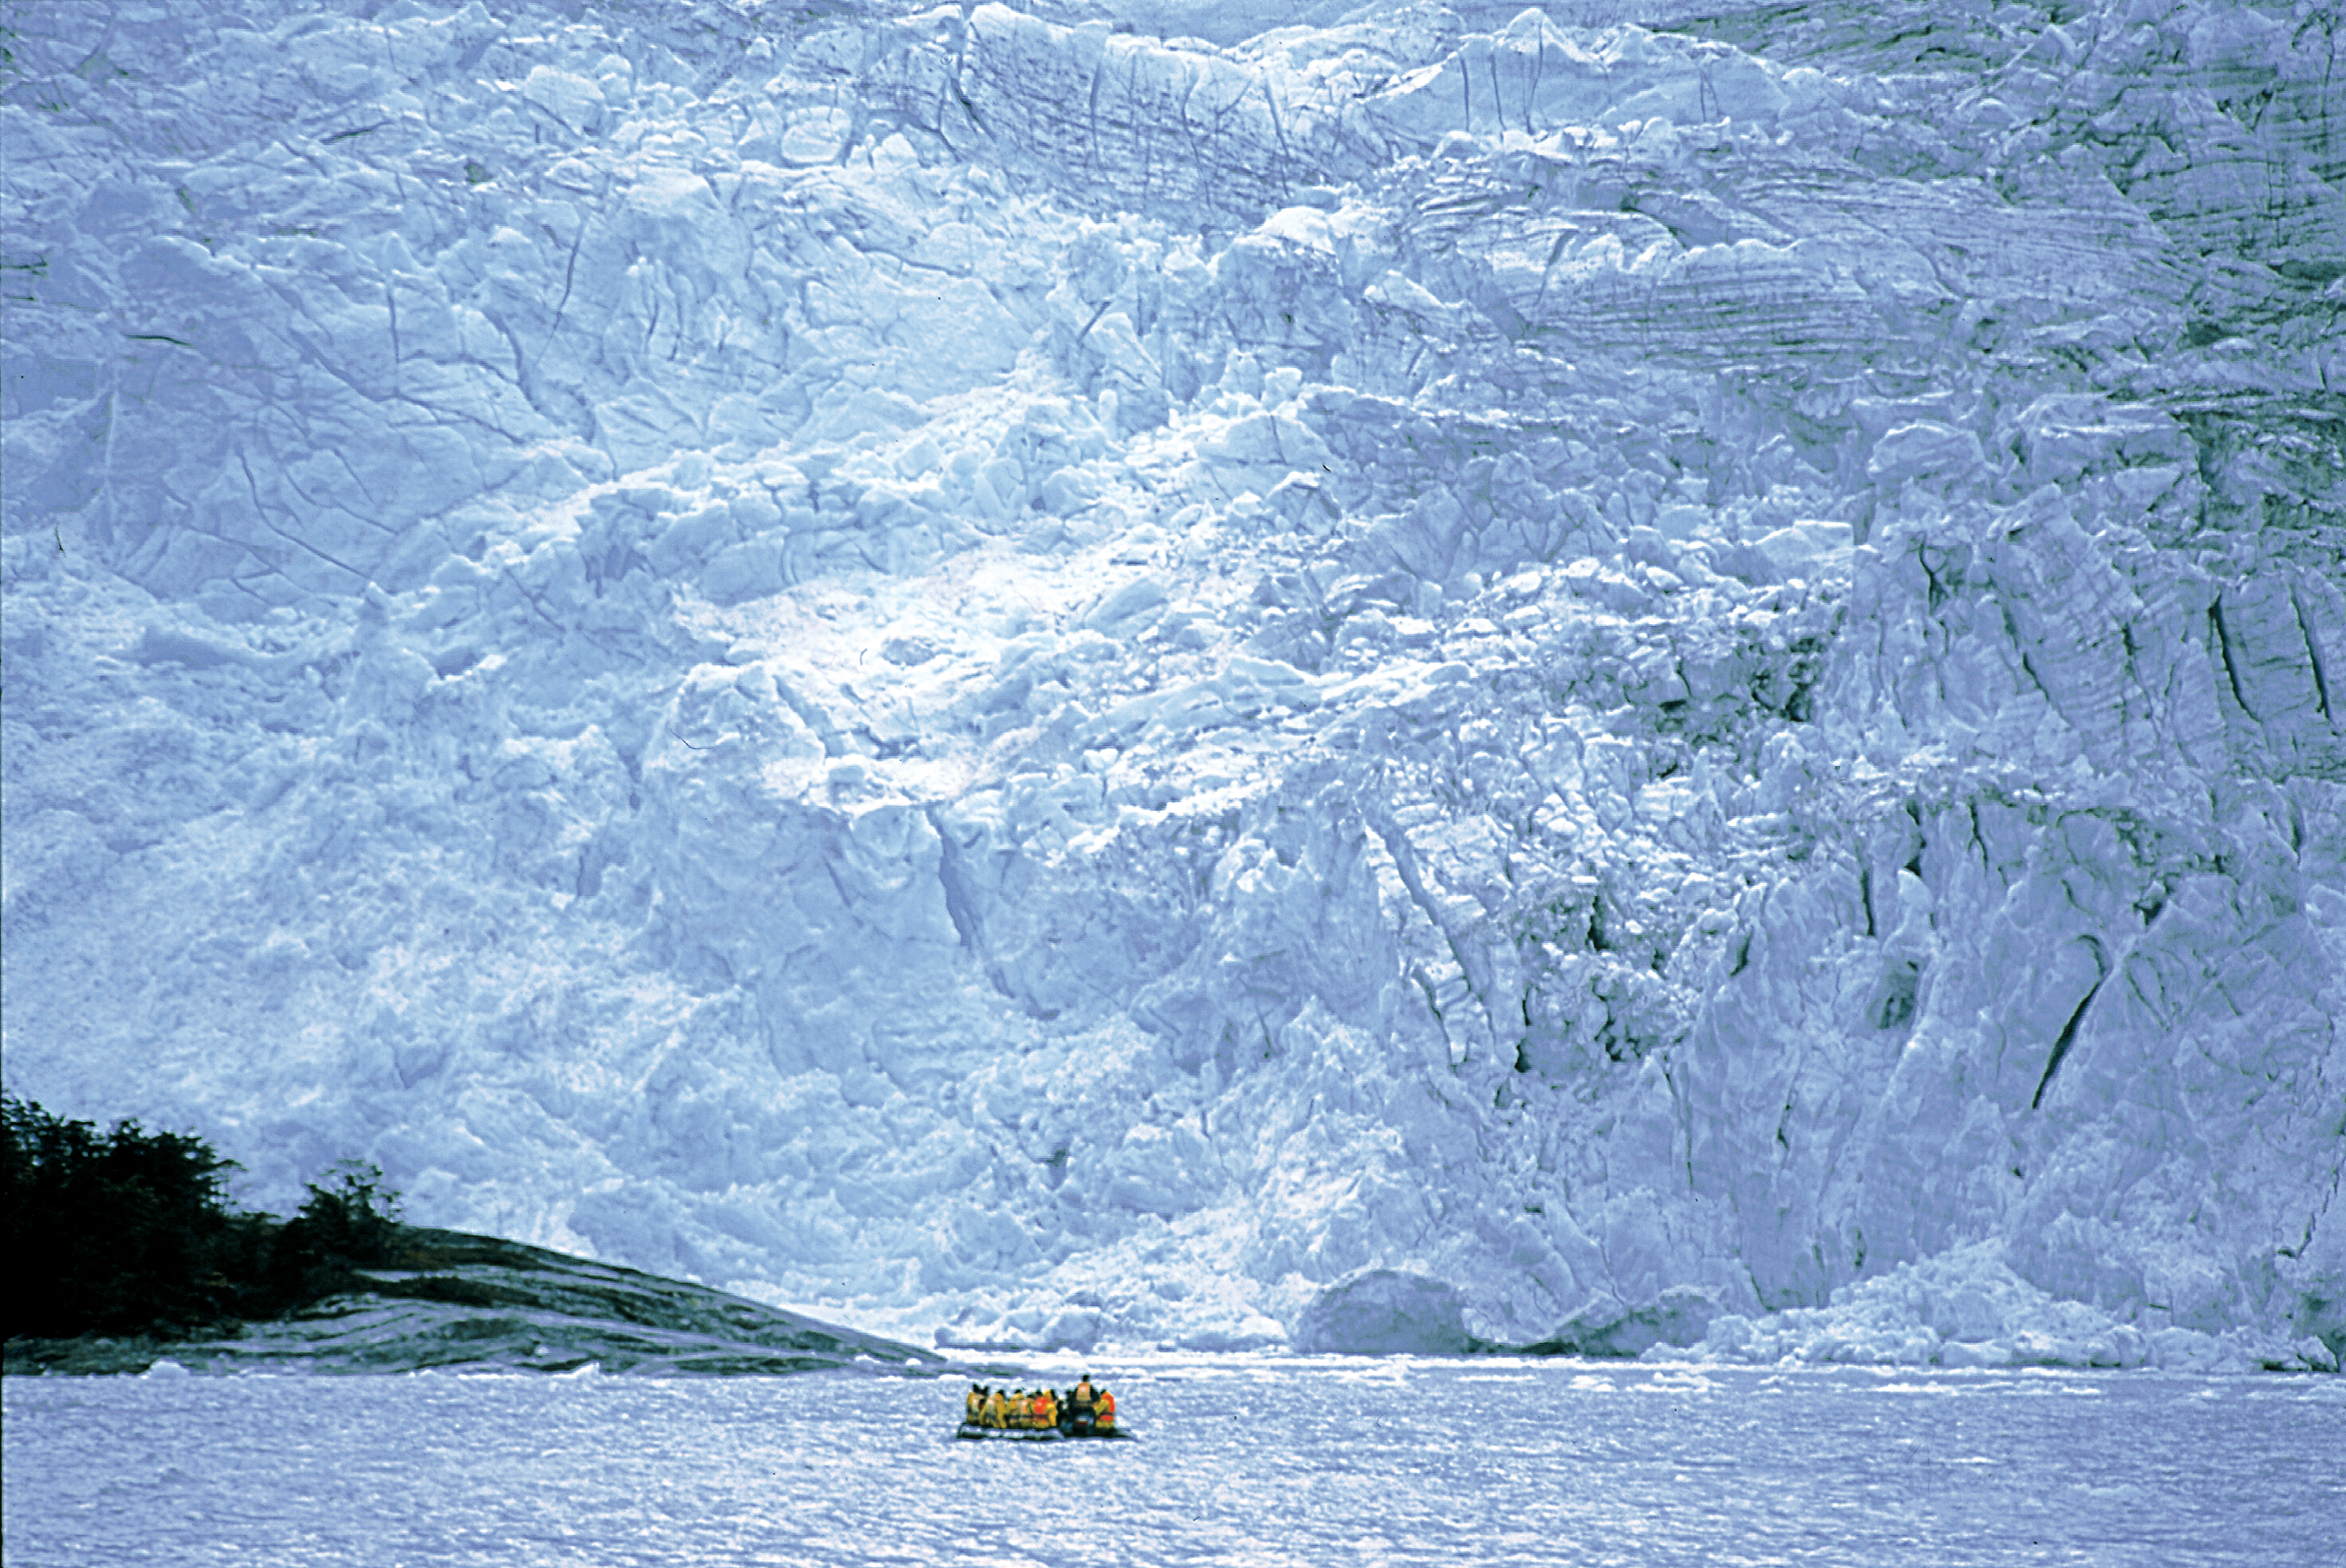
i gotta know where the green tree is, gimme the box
[264,1160,405,1308]
[1,1097,406,1340]
[1,1096,244,1338]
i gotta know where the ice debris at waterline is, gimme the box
[2,0,2340,1368]
[2,1228,944,1377]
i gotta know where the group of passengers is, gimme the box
[963,1373,1116,1432]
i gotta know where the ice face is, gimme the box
[3,0,2340,1364]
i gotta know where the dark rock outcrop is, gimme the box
[4,1226,946,1378]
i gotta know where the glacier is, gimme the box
[1,0,2340,1373]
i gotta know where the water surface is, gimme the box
[6,1359,2339,1566]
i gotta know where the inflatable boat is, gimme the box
[953,1419,1135,1442]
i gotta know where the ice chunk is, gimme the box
[1868,423,1987,493]
[1535,1287,1721,1359]
[521,66,605,131]
[1292,1270,1471,1355]
[777,108,854,166]
[1749,521,1852,584]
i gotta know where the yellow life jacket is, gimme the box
[983,1391,1006,1427]
[965,1390,982,1421]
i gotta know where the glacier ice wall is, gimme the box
[4,0,2340,1365]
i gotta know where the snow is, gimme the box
[3,0,2340,1369]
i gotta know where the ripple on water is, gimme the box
[4,1362,2341,1568]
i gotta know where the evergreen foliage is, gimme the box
[1,1096,402,1342]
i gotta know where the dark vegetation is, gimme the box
[1,1095,402,1342]
[4,1096,953,1379]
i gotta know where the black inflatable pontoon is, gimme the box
[954,1420,1134,1442]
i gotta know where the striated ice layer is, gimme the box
[2,0,2339,1364]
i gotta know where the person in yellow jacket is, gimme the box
[1094,1386,1116,1430]
[965,1384,985,1424]
[982,1387,1008,1429]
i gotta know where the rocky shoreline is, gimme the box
[3,1227,944,1378]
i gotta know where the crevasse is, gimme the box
[2,0,2339,1372]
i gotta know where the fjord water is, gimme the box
[6,1362,2338,1567]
